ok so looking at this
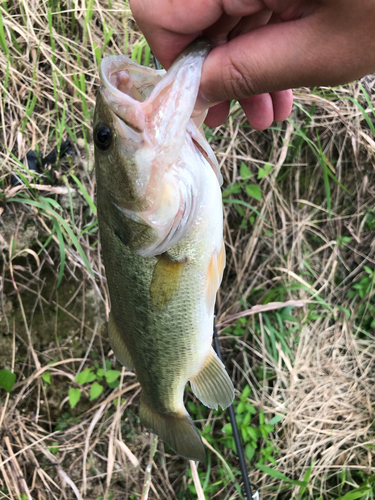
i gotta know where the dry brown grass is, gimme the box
[1,1,375,499]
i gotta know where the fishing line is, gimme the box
[213,321,259,499]
[153,54,161,70]
[153,53,258,498]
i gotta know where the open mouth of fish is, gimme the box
[98,39,221,178]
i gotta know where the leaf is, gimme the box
[258,164,272,179]
[240,162,252,180]
[242,385,251,399]
[69,388,81,409]
[245,184,262,201]
[241,427,248,442]
[90,382,104,401]
[222,182,242,198]
[42,372,51,384]
[54,218,66,287]
[48,442,59,455]
[107,380,120,389]
[257,464,307,487]
[222,423,233,435]
[268,414,283,425]
[237,401,245,414]
[259,410,265,425]
[298,463,314,497]
[247,404,257,415]
[0,368,16,393]
[223,198,265,220]
[336,487,371,500]
[242,412,251,427]
[75,369,96,385]
[105,370,121,384]
[245,443,255,461]
[247,426,258,440]
[70,173,97,216]
[262,424,274,434]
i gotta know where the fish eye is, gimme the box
[94,123,112,151]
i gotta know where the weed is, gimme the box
[67,361,122,408]
[348,266,375,332]
[0,368,16,393]
[222,385,280,465]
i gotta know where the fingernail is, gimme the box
[192,91,213,117]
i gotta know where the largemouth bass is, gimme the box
[94,38,234,461]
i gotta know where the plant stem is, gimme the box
[141,434,158,500]
[190,460,205,500]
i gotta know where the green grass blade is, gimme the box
[359,83,375,118]
[0,6,9,56]
[257,463,307,487]
[37,231,55,255]
[345,96,375,136]
[80,220,98,236]
[144,42,151,66]
[70,173,97,215]
[131,44,138,62]
[21,93,38,133]
[54,218,66,287]
[8,197,93,277]
[315,127,331,217]
[62,175,76,230]
[223,198,267,221]
[288,119,352,195]
[297,463,314,498]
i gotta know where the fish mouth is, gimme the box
[100,55,164,103]
[99,56,164,134]
[99,38,213,135]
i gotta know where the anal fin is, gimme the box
[108,313,134,369]
[140,397,205,461]
[190,348,234,410]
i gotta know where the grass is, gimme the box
[1,1,375,499]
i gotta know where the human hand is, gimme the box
[130,0,375,129]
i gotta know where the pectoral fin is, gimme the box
[150,254,187,308]
[190,348,234,410]
[108,313,134,369]
[206,241,226,312]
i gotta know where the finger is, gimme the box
[221,0,265,17]
[203,13,241,47]
[270,90,293,121]
[239,94,274,130]
[137,28,200,69]
[228,8,272,40]
[130,0,270,68]
[204,102,231,127]
[199,7,375,102]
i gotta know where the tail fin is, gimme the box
[140,398,205,461]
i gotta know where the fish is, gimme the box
[93,38,234,462]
